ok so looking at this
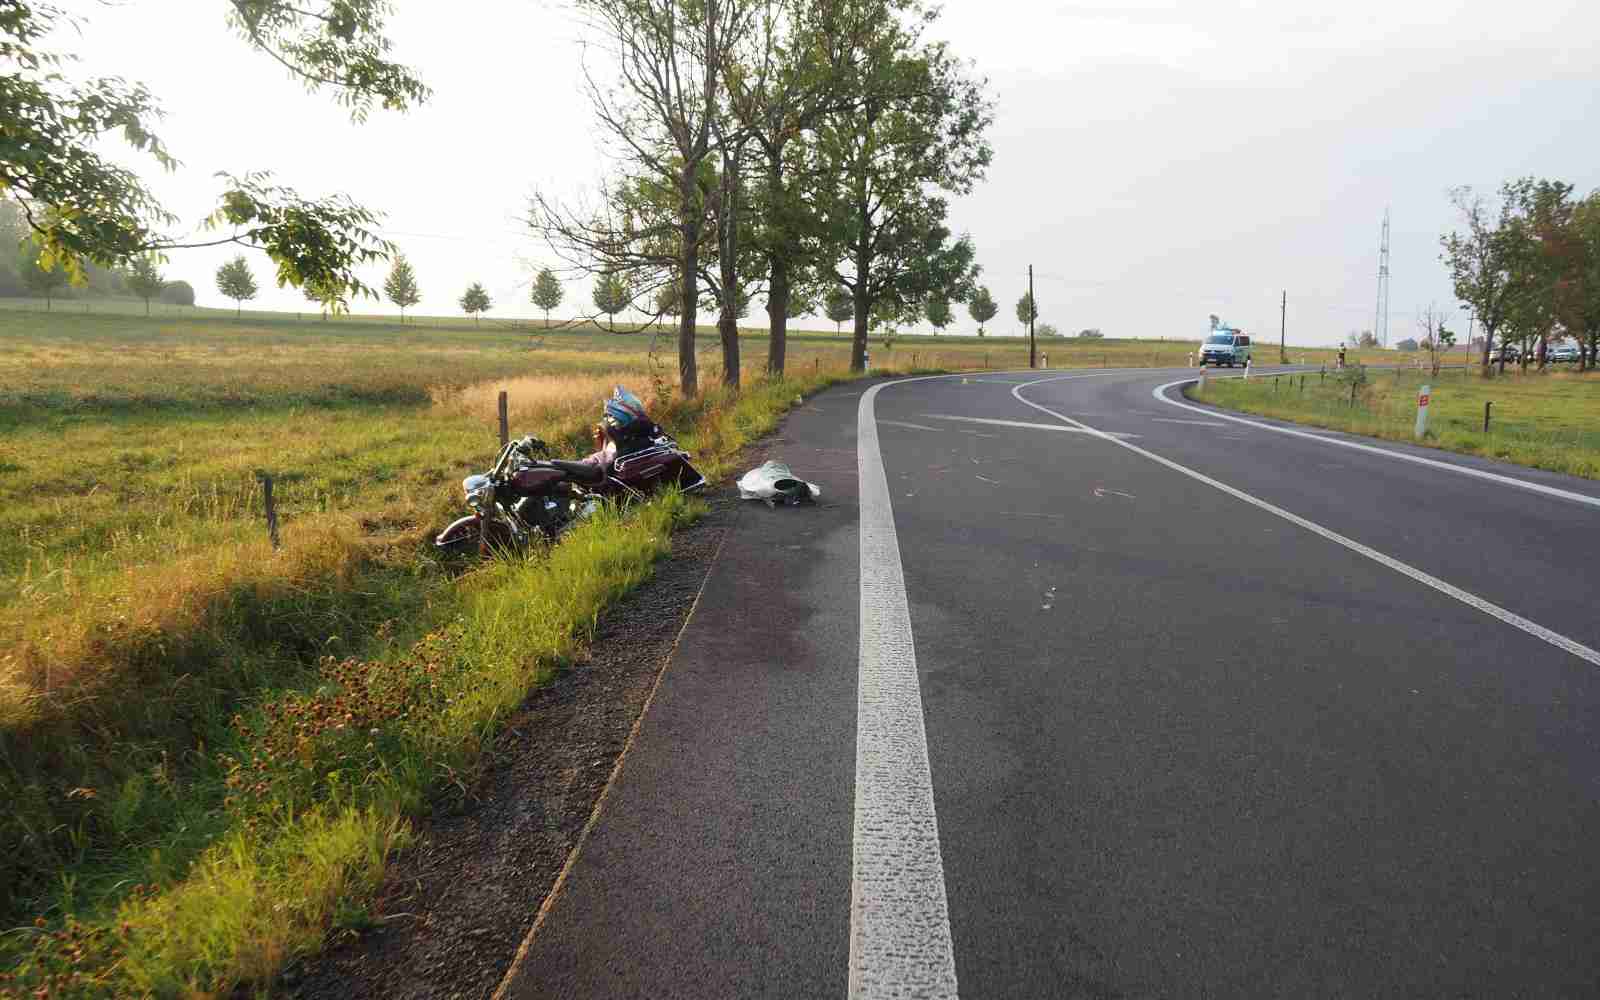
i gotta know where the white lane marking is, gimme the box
[1150,417,1228,426]
[1151,377,1600,512]
[878,419,945,433]
[1013,376,1600,668]
[854,381,960,999]
[922,414,1140,439]
[1093,487,1136,499]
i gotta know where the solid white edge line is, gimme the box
[1012,375,1600,668]
[851,378,960,1000]
[1150,376,1600,512]
[845,366,1131,998]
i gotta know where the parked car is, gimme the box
[1493,342,1520,363]
[1549,342,1579,363]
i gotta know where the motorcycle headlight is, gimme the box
[463,474,493,510]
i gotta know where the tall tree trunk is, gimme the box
[1481,322,1495,373]
[679,169,701,398]
[765,153,788,376]
[849,214,871,371]
[718,144,742,389]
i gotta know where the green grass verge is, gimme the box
[0,366,852,998]
[1191,365,1600,480]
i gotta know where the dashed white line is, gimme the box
[922,414,1140,438]
[1012,375,1600,668]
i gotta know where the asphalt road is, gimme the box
[500,366,1600,999]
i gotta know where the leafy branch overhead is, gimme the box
[0,1,423,299]
[225,0,431,120]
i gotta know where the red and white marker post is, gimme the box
[1414,384,1432,439]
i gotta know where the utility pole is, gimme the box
[1028,264,1037,369]
[1279,290,1287,364]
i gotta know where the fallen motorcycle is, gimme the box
[434,431,706,559]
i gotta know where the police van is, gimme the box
[1199,328,1251,367]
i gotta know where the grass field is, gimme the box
[0,301,1434,995]
[1191,364,1600,480]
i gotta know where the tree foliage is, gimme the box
[160,279,196,306]
[383,254,420,322]
[967,285,996,334]
[0,2,420,301]
[216,254,260,316]
[125,254,164,315]
[593,272,631,321]
[531,267,564,325]
[1015,290,1036,326]
[824,285,854,332]
[17,245,65,308]
[813,11,993,370]
[459,282,491,325]
[924,294,951,332]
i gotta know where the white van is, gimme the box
[1199,331,1251,367]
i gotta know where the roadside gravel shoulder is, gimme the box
[284,493,741,1000]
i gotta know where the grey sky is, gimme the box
[58,0,1600,345]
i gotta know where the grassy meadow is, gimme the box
[1191,363,1600,479]
[0,300,1431,995]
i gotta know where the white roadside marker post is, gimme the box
[1199,369,1208,393]
[1243,357,1251,379]
[1415,383,1432,439]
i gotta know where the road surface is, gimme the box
[498,366,1600,999]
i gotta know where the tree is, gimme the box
[125,254,164,315]
[1414,302,1456,375]
[1077,328,1103,338]
[305,282,330,319]
[160,279,195,306]
[1036,322,1060,338]
[723,0,891,375]
[215,254,259,317]
[1358,330,1379,348]
[1015,291,1037,327]
[383,255,420,323]
[18,246,66,309]
[825,285,854,333]
[1560,191,1600,371]
[531,268,564,327]
[593,273,631,324]
[460,282,492,325]
[813,12,993,370]
[655,280,682,330]
[1,3,423,301]
[967,286,997,334]
[1501,178,1574,372]
[1441,184,1524,374]
[531,0,758,397]
[925,295,952,333]
[1208,314,1220,330]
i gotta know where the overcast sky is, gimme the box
[56,0,1600,345]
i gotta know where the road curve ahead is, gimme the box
[501,367,1600,999]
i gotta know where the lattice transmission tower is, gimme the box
[1374,208,1391,347]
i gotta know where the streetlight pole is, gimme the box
[1279,289,1287,364]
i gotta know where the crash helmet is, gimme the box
[602,386,650,438]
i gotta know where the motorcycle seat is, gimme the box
[548,459,606,484]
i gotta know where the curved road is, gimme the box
[500,366,1600,999]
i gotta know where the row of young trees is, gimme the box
[530,0,995,393]
[1442,178,1600,372]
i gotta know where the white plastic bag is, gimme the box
[737,460,821,504]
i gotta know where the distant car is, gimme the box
[1493,343,1520,363]
[1549,343,1579,363]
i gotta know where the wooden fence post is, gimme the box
[498,390,509,448]
[261,475,280,550]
